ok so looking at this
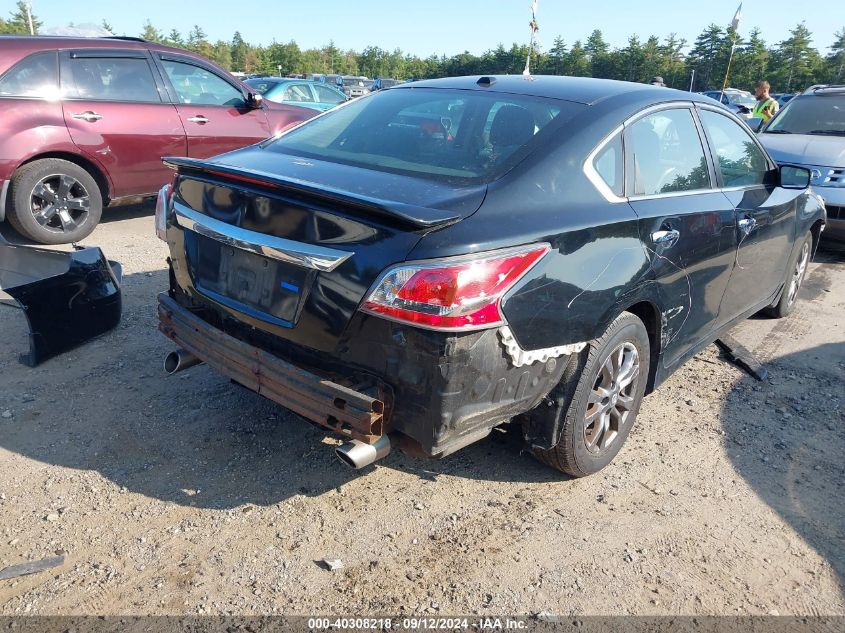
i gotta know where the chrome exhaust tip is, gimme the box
[335,436,391,469]
[163,349,201,375]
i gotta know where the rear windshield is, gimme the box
[263,87,584,184]
[765,94,845,135]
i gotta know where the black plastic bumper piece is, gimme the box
[0,244,122,366]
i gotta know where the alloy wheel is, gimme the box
[584,342,641,454]
[29,174,90,234]
[786,240,810,307]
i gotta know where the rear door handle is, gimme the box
[651,229,680,248]
[738,217,757,235]
[186,115,209,124]
[71,111,102,122]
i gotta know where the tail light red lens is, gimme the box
[361,244,550,331]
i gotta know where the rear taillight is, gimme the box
[154,182,173,241]
[361,244,550,331]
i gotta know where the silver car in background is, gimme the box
[702,88,757,119]
[758,85,845,241]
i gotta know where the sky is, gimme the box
[19,0,844,57]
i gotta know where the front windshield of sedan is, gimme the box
[765,95,845,135]
[264,88,584,183]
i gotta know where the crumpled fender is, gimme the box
[0,242,122,366]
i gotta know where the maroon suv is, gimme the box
[0,36,316,244]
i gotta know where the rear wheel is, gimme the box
[532,312,650,477]
[7,159,102,244]
[764,231,812,318]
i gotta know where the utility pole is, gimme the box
[24,1,35,35]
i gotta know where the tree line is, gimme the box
[2,1,843,93]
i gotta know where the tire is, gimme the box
[764,231,812,319]
[532,312,650,477]
[7,159,103,244]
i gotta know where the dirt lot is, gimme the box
[0,206,843,617]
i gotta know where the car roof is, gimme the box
[0,35,212,63]
[802,84,845,95]
[394,75,711,107]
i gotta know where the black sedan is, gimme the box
[155,76,825,477]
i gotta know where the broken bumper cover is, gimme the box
[159,289,573,458]
[158,293,386,444]
[0,244,122,366]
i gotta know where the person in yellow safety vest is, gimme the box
[753,80,779,123]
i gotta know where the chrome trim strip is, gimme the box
[0,179,9,223]
[173,204,353,272]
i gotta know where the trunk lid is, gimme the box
[166,150,486,353]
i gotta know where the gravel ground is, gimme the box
[0,206,843,616]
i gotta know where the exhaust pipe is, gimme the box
[164,348,201,375]
[335,436,391,469]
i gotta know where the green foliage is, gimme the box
[98,17,841,92]
[1,1,41,34]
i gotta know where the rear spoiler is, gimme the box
[162,156,462,230]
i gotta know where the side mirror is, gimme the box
[247,92,263,109]
[779,165,811,189]
[748,117,764,133]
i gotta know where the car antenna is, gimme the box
[477,76,496,87]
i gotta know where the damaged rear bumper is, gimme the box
[158,293,386,444]
[0,244,122,366]
[159,288,573,458]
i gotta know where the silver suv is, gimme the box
[758,85,845,241]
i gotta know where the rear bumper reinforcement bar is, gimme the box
[157,293,385,443]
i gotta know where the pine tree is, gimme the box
[231,32,249,72]
[567,41,590,77]
[165,29,184,48]
[732,29,769,91]
[547,36,567,75]
[660,34,687,88]
[585,30,612,78]
[771,23,823,92]
[101,20,114,34]
[824,28,845,83]
[687,24,727,90]
[141,20,164,43]
[5,1,41,34]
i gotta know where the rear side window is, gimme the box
[313,84,345,104]
[0,51,59,99]
[264,87,583,184]
[593,132,624,197]
[282,84,314,103]
[63,57,160,102]
[699,109,769,187]
[627,109,711,196]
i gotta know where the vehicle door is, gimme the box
[154,54,270,158]
[696,105,801,324]
[624,105,738,367]
[60,49,186,197]
[310,83,347,111]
